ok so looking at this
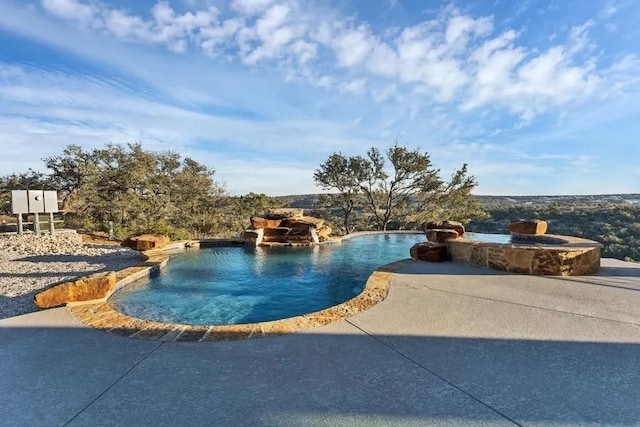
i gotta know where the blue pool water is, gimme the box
[110,233,426,326]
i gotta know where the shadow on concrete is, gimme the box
[596,265,640,277]
[1,323,639,426]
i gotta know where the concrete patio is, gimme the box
[2,258,640,426]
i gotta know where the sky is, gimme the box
[0,0,639,196]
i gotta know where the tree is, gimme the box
[409,163,487,226]
[313,153,362,233]
[1,143,229,238]
[315,142,485,231]
[44,144,99,212]
[171,157,226,237]
[225,193,285,233]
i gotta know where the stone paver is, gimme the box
[1,258,639,426]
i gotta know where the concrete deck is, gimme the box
[1,258,640,426]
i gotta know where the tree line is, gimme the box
[1,142,484,239]
[0,144,281,239]
[468,203,640,262]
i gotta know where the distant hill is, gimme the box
[275,194,321,209]
[278,193,640,210]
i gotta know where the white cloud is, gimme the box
[32,0,640,121]
[230,0,274,16]
[445,14,492,50]
[339,78,366,94]
[41,0,97,24]
[599,3,618,19]
[332,25,375,67]
[463,23,604,119]
[243,4,301,63]
[0,62,380,193]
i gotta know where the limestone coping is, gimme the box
[68,238,411,342]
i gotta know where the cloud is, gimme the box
[0,61,384,193]
[339,78,367,94]
[41,0,97,24]
[31,0,639,121]
[230,0,275,16]
[599,2,618,19]
[332,25,376,67]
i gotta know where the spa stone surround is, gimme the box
[414,219,602,276]
[445,234,601,276]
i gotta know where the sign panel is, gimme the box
[11,190,29,214]
[43,191,59,213]
[27,190,45,214]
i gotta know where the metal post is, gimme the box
[17,214,23,234]
[34,212,40,236]
[49,212,55,235]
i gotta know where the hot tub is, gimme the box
[445,233,602,276]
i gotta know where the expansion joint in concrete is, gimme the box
[345,319,523,427]
[62,341,164,426]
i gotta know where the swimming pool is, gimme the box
[110,233,426,326]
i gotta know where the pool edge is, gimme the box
[68,241,412,342]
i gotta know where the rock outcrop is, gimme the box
[263,208,304,220]
[422,220,464,244]
[281,216,325,228]
[410,242,448,262]
[425,229,460,243]
[244,209,330,246]
[508,220,547,235]
[250,217,282,229]
[34,271,117,308]
[424,220,465,237]
[121,234,170,251]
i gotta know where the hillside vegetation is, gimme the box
[467,195,640,262]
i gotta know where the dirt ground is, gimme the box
[79,232,123,246]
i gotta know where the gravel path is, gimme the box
[0,231,142,319]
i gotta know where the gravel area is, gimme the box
[0,231,142,319]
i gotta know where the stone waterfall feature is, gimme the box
[243,208,332,246]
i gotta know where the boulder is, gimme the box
[281,216,325,228]
[34,271,117,308]
[250,216,282,229]
[425,228,459,243]
[317,225,332,241]
[263,208,304,220]
[424,220,465,236]
[410,242,448,262]
[121,234,170,251]
[508,220,547,235]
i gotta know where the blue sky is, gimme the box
[0,0,639,196]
